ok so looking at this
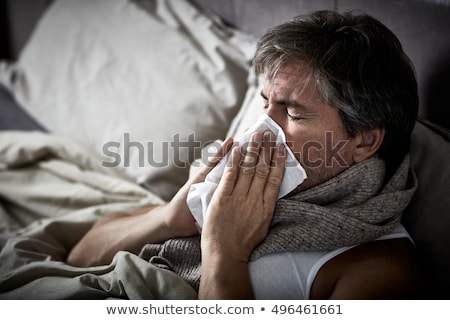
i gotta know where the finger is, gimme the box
[193,137,234,182]
[249,130,276,192]
[263,143,286,205]
[233,132,263,194]
[216,145,242,196]
[207,136,234,167]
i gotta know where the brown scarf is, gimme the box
[140,154,417,291]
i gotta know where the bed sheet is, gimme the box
[0,131,196,299]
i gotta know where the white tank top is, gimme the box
[249,224,412,299]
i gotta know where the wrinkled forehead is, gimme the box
[262,62,322,102]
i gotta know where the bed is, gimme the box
[0,0,449,299]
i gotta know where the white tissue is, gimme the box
[187,114,307,230]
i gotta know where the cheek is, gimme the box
[284,127,353,170]
[283,127,308,157]
[284,127,323,168]
[282,121,321,153]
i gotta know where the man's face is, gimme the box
[262,63,359,191]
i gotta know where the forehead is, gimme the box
[262,63,323,103]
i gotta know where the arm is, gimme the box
[310,238,421,299]
[198,131,286,299]
[66,204,189,267]
[66,137,234,267]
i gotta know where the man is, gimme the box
[67,10,420,299]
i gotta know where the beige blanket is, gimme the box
[0,131,196,299]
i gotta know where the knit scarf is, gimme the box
[139,154,417,291]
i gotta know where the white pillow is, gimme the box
[3,0,256,200]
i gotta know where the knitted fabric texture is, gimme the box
[139,154,417,291]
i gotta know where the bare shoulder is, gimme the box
[310,238,421,299]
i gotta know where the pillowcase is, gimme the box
[2,0,256,200]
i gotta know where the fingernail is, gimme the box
[263,130,272,141]
[251,132,263,143]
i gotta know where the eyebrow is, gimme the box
[260,91,313,112]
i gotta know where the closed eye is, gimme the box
[261,90,311,121]
[286,111,303,121]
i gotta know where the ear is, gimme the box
[352,128,385,163]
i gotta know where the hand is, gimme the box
[201,131,287,262]
[163,137,234,237]
[197,130,286,299]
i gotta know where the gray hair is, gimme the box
[254,10,418,175]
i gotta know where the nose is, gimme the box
[264,103,277,121]
[264,104,286,131]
